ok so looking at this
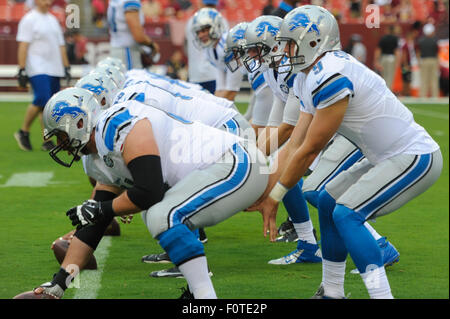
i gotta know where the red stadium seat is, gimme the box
[0,4,11,21]
[11,2,27,21]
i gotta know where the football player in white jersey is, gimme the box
[124,69,235,110]
[192,8,243,101]
[225,22,274,138]
[20,87,269,299]
[249,6,442,299]
[243,15,400,271]
[107,0,159,70]
[113,81,253,140]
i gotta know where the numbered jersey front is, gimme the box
[107,0,144,48]
[263,57,296,103]
[95,100,242,187]
[293,50,439,164]
[113,82,237,128]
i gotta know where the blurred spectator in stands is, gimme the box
[14,0,71,152]
[92,0,107,28]
[142,0,162,20]
[163,0,183,19]
[65,29,88,65]
[271,0,299,18]
[400,29,418,96]
[184,0,226,94]
[262,0,275,15]
[417,23,440,97]
[374,25,400,90]
[166,49,187,81]
[349,0,362,20]
[381,3,397,23]
[344,34,367,64]
[107,0,160,70]
[397,0,412,23]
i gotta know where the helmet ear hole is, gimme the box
[77,118,84,129]
[101,97,106,106]
[310,41,317,48]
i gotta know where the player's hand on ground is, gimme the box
[66,199,105,229]
[257,197,279,242]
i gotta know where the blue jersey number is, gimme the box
[333,51,350,60]
[312,61,323,75]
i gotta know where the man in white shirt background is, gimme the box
[14,0,71,152]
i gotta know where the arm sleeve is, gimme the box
[266,95,285,127]
[282,90,300,126]
[16,16,33,42]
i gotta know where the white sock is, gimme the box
[178,256,217,299]
[322,259,346,298]
[294,220,317,244]
[360,266,394,299]
[364,222,382,240]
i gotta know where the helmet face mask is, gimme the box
[43,87,102,168]
[44,129,85,167]
[225,22,248,73]
[243,15,284,73]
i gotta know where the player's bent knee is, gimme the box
[332,204,365,229]
[317,190,336,216]
[157,224,205,266]
[304,190,319,208]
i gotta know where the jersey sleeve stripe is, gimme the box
[251,73,265,91]
[312,76,354,108]
[104,109,133,151]
[311,73,341,96]
[286,74,296,88]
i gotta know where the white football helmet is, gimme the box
[97,57,127,73]
[75,72,118,109]
[43,87,102,167]
[243,15,285,72]
[191,8,226,48]
[224,22,248,72]
[93,64,126,88]
[276,5,341,72]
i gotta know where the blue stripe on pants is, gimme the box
[169,143,250,226]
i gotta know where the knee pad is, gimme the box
[157,224,205,266]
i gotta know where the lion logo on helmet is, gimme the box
[288,13,322,36]
[232,28,246,43]
[51,100,87,123]
[255,22,279,37]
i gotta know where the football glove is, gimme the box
[66,199,110,229]
[17,68,28,88]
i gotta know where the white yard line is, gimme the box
[72,236,112,299]
[409,107,449,120]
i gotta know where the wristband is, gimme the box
[268,182,289,202]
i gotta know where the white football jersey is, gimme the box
[263,57,297,103]
[94,100,242,187]
[124,70,235,109]
[293,50,439,164]
[113,82,237,128]
[246,65,269,95]
[107,0,144,48]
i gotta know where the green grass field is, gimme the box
[0,101,448,299]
